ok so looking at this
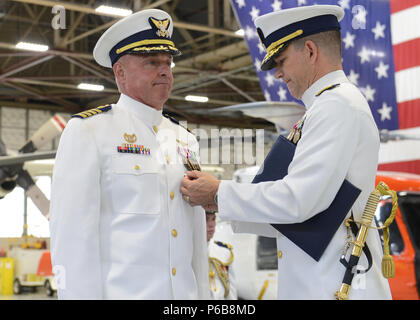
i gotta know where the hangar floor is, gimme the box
[0,288,57,300]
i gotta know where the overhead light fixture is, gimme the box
[171,62,175,68]
[77,83,105,91]
[235,29,245,37]
[185,95,209,103]
[95,5,133,17]
[16,41,49,52]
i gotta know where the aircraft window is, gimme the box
[374,196,404,255]
[398,194,420,251]
[256,236,278,270]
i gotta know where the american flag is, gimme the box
[231,0,420,174]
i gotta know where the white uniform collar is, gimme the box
[115,93,163,127]
[301,70,348,109]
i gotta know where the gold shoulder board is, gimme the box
[72,104,112,119]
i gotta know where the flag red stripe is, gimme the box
[378,159,420,175]
[398,98,420,129]
[390,0,420,14]
[393,38,420,72]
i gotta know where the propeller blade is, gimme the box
[16,169,50,219]
[26,183,50,219]
[23,159,54,177]
[19,114,66,153]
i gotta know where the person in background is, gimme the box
[206,211,237,300]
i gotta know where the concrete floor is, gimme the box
[0,287,57,300]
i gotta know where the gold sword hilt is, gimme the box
[350,189,381,258]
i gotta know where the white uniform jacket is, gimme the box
[208,240,237,300]
[218,70,392,300]
[49,93,210,300]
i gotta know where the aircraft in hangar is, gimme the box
[210,101,420,300]
[0,114,67,219]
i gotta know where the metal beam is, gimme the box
[0,55,54,79]
[11,0,171,17]
[174,21,242,38]
[0,41,93,60]
[169,95,234,106]
[162,3,198,50]
[11,0,243,39]
[1,80,80,111]
[57,0,96,48]
[61,20,115,47]
[176,40,248,67]
[2,77,233,107]
[220,78,256,102]
[0,5,48,69]
[60,55,116,86]
[0,100,64,112]
[4,77,118,94]
[173,65,253,93]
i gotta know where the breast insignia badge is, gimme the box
[124,133,137,144]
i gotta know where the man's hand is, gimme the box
[180,171,220,209]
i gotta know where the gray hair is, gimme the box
[291,30,342,62]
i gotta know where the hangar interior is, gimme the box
[0,0,276,173]
[1,0,418,301]
[0,0,277,299]
[0,0,276,225]
[0,0,273,125]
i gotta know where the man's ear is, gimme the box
[113,62,125,84]
[304,40,319,64]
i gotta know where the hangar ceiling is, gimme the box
[0,0,274,129]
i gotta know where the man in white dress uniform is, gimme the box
[181,5,392,300]
[206,212,237,300]
[49,9,210,300]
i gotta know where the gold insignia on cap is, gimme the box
[124,133,137,144]
[150,17,170,38]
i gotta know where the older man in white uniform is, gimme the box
[49,9,209,299]
[181,5,392,300]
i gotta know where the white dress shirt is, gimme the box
[218,70,392,300]
[50,93,210,299]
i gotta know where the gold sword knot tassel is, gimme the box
[334,181,397,300]
[376,182,398,279]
